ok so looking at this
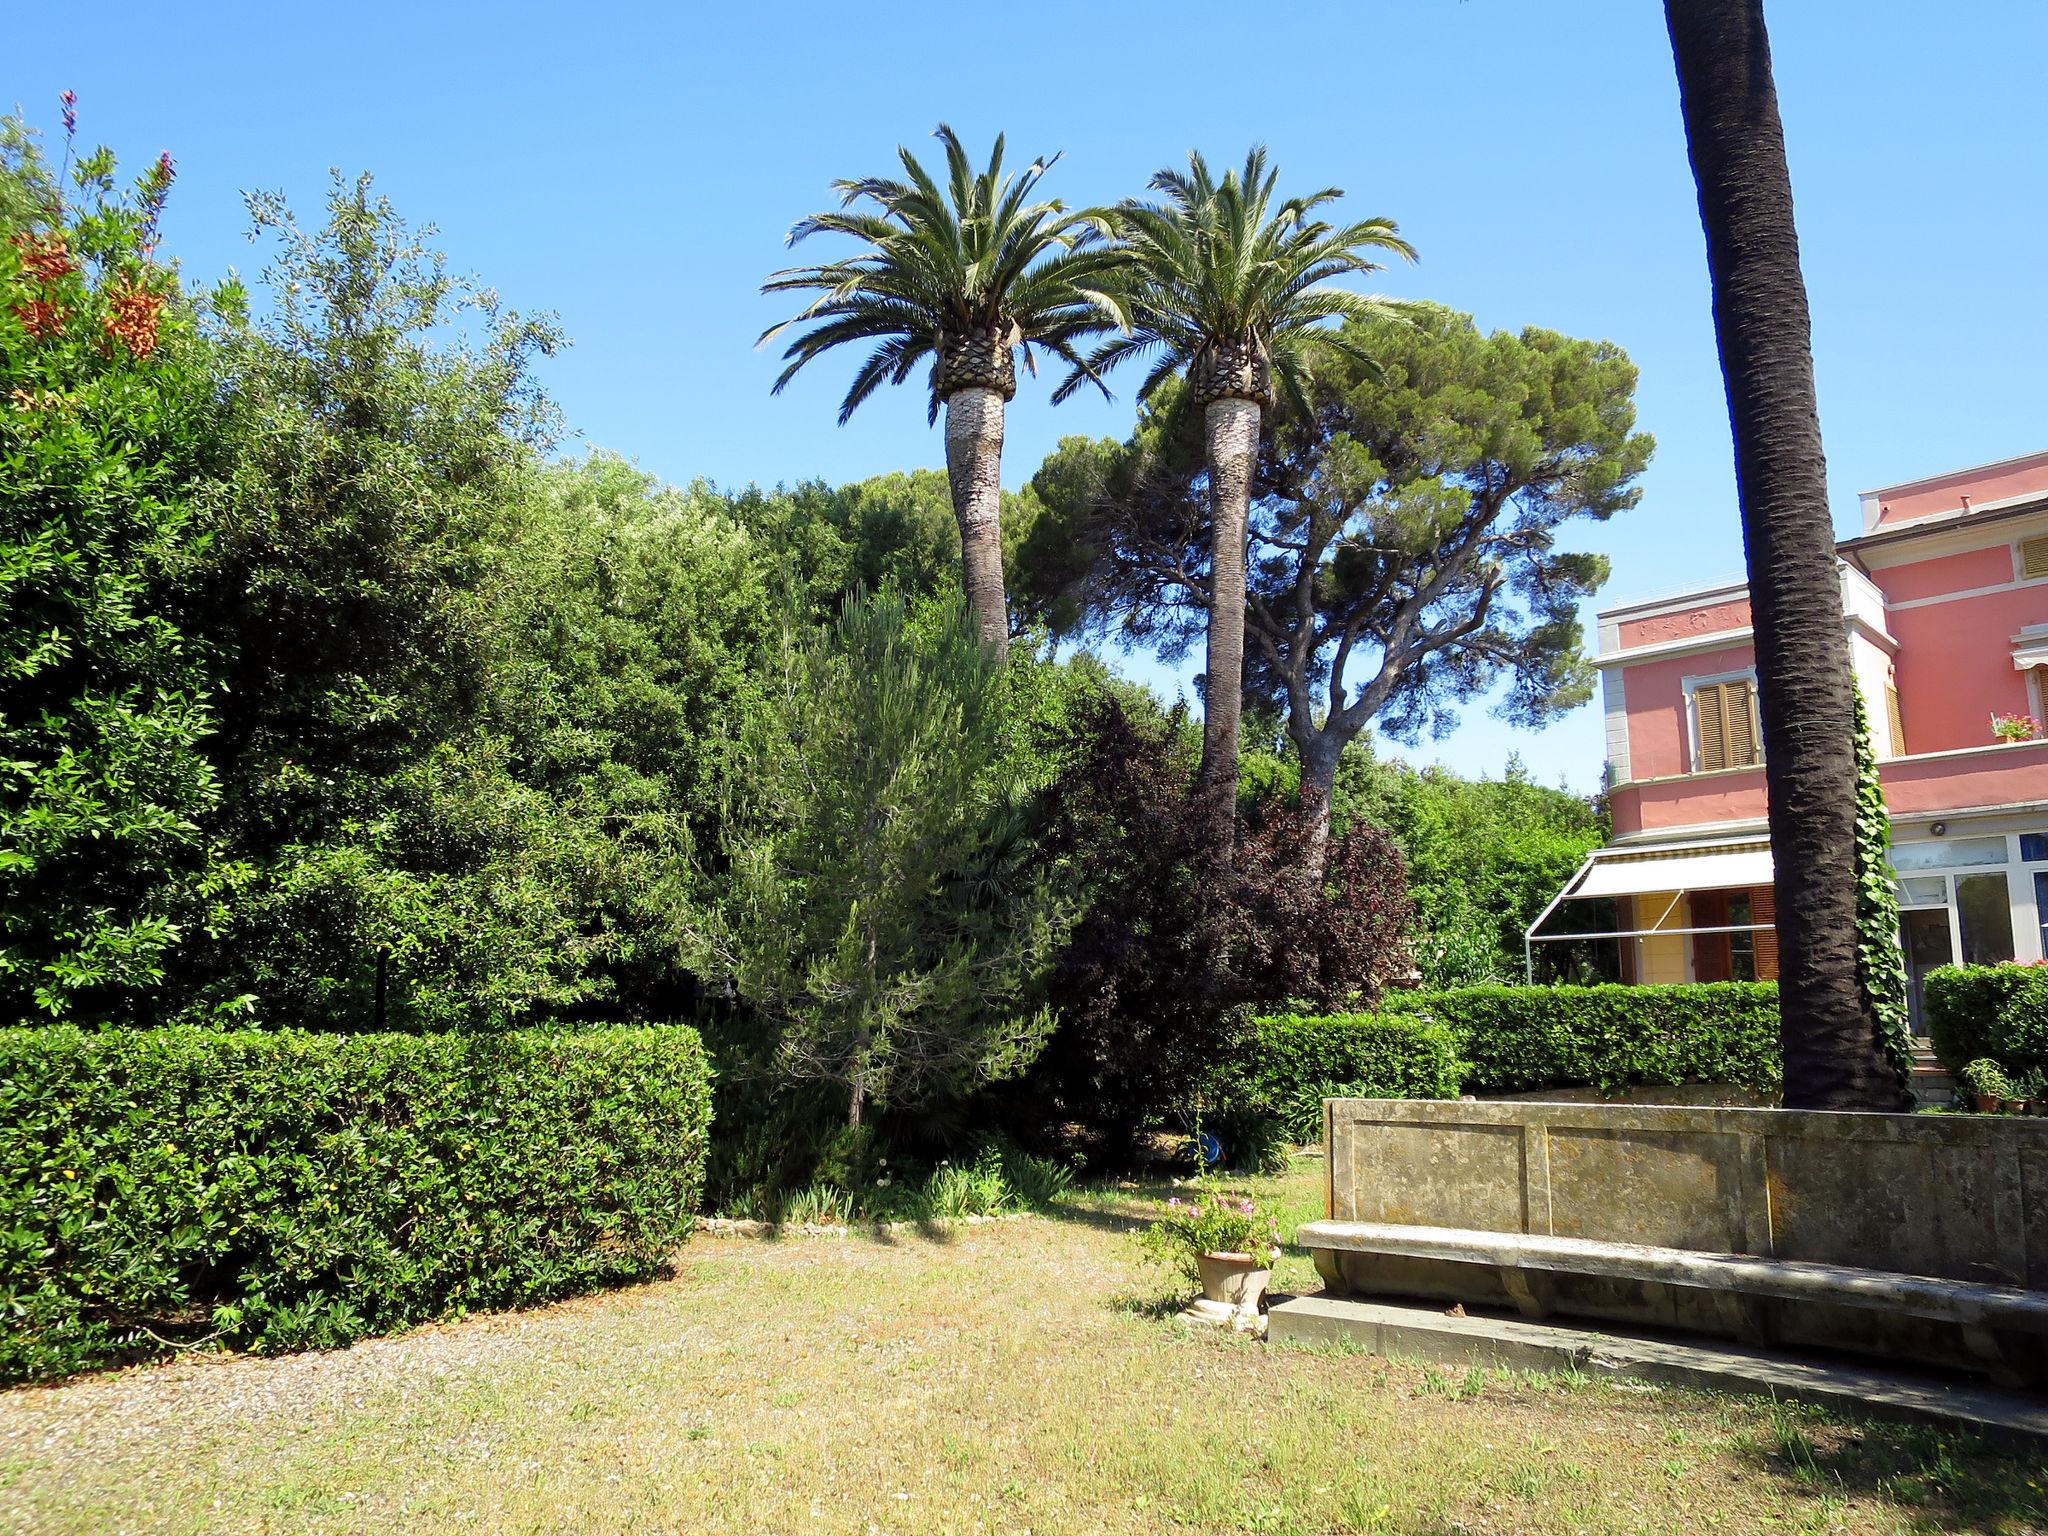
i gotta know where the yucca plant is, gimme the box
[1059,148,1413,864]
[761,127,1124,658]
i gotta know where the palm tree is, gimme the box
[762,126,1124,659]
[1058,148,1413,866]
[1664,0,1908,1109]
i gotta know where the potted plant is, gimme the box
[1990,712,2041,744]
[1137,1190,1283,1331]
[2016,1068,2048,1117]
[1960,1058,2018,1114]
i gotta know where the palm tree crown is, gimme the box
[761,126,1125,423]
[1056,147,1415,417]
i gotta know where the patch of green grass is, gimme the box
[5,1163,2045,1535]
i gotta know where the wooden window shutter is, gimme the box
[1750,886,1780,980]
[1724,678,1759,766]
[2022,536,2048,581]
[1885,684,1905,757]
[1693,679,1761,771]
[1695,685,1727,770]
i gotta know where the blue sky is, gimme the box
[11,1,2046,791]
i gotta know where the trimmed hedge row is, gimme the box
[1924,964,2039,1075]
[1226,984,1783,1141]
[0,1025,713,1383]
[1382,982,1782,1096]
[1229,1013,1467,1142]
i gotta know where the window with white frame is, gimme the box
[1684,669,1762,773]
[1892,830,2048,968]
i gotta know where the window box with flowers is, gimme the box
[1137,1190,1283,1331]
[1991,713,2042,744]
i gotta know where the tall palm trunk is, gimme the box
[942,385,1011,661]
[1193,395,1260,868]
[1666,0,1906,1110]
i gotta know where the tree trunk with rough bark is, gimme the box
[943,385,1011,661]
[1665,0,1907,1110]
[1296,729,1343,876]
[1193,396,1260,869]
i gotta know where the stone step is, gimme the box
[1909,1040,1955,1107]
[1267,1294,2048,1448]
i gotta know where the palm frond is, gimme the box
[761,125,1126,421]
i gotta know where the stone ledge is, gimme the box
[1267,1295,2048,1449]
[1298,1221,2048,1332]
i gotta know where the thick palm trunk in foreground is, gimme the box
[1192,394,1260,868]
[942,385,1011,661]
[1666,0,1906,1109]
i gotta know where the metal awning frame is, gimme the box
[1521,848,1778,981]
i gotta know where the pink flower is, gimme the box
[59,90,76,138]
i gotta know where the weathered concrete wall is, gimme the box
[1322,1099,2048,1289]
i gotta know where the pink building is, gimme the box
[1530,449,2048,1030]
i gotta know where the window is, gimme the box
[1726,893,1758,982]
[1896,875,1947,906]
[1892,836,2008,871]
[2023,832,2048,863]
[2037,871,2048,958]
[1691,677,1761,772]
[1957,873,2016,964]
[2023,535,2048,582]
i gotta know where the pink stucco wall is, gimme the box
[1885,585,2043,753]
[1609,742,2048,837]
[1617,598,1751,649]
[1867,545,2015,605]
[1883,741,2048,814]
[1869,454,2048,528]
[1610,769,1767,837]
[1618,642,1755,781]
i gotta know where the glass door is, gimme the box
[1900,909,1954,1038]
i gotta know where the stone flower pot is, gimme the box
[1181,1250,1271,1331]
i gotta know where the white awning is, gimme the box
[1567,843,1774,900]
[2014,639,2048,671]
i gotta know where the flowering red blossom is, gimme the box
[11,232,73,285]
[59,90,77,138]
[101,281,164,358]
[12,298,66,339]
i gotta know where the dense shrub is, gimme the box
[1993,968,2048,1077]
[1925,964,2038,1075]
[0,1024,711,1382]
[998,693,1413,1167]
[1225,1013,1466,1142]
[2,132,238,1025]
[1381,982,1781,1095]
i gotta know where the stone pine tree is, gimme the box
[1055,148,1412,868]
[1665,0,1906,1108]
[700,588,1068,1133]
[1026,305,1651,868]
[761,127,1125,660]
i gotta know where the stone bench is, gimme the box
[1300,1219,2048,1384]
[1305,1099,2048,1388]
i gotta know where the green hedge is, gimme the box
[1380,982,1781,1095]
[1994,968,2048,1077]
[1925,965,2037,1075]
[0,1025,712,1383]
[1230,1013,1466,1141]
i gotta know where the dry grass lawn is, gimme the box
[2,1163,2043,1535]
